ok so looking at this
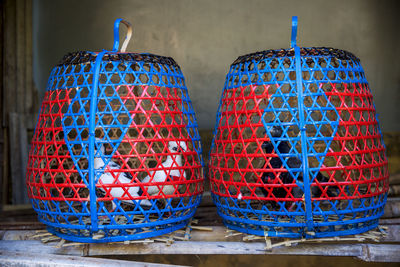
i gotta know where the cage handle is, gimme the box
[291,16,298,48]
[112,18,132,52]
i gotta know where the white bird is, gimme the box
[94,139,187,211]
[141,141,187,199]
[94,139,146,210]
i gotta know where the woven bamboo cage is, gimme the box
[26,19,204,243]
[209,17,389,238]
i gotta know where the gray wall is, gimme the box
[33,0,399,131]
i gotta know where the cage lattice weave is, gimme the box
[26,19,204,243]
[209,17,389,238]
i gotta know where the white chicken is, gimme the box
[94,139,147,209]
[94,139,187,210]
[141,140,187,198]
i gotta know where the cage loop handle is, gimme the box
[291,16,298,48]
[112,18,132,52]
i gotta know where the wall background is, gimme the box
[33,0,399,131]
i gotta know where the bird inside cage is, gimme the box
[93,137,188,215]
[260,124,339,211]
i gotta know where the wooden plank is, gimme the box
[24,0,35,114]
[2,0,16,207]
[3,0,17,119]
[389,172,400,185]
[1,129,8,207]
[0,251,186,267]
[15,0,26,114]
[383,198,400,218]
[0,221,44,230]
[0,0,4,125]
[8,112,29,204]
[379,225,400,243]
[380,217,400,225]
[0,0,3,212]
[1,240,399,262]
[359,244,400,262]
[2,0,37,206]
[0,230,36,240]
[389,184,400,197]
[192,225,400,243]
[0,240,83,256]
[84,241,360,256]
[1,225,400,243]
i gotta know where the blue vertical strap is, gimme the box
[295,45,313,230]
[112,18,124,52]
[291,16,298,48]
[88,50,107,232]
[292,17,314,231]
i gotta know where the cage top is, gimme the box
[57,51,180,68]
[232,18,360,66]
[232,47,360,66]
[56,19,180,68]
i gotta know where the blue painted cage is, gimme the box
[209,17,389,238]
[26,19,204,243]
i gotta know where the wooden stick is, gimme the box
[62,242,86,247]
[92,233,105,240]
[41,236,61,243]
[184,224,191,241]
[243,235,264,241]
[166,234,174,246]
[34,230,48,233]
[190,226,213,231]
[172,236,187,241]
[54,239,66,248]
[31,232,53,239]
[225,232,243,238]
[264,238,272,250]
[379,226,389,231]
[154,238,170,243]
[129,239,154,244]
[271,238,306,248]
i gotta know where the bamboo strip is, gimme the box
[191,226,213,231]
[55,239,66,248]
[31,232,53,238]
[61,242,86,247]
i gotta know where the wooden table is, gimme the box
[0,195,399,264]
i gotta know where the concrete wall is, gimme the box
[33,0,399,131]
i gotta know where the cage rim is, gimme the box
[57,51,180,67]
[232,47,360,65]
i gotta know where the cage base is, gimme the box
[46,220,190,243]
[221,214,381,239]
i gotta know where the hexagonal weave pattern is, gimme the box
[26,20,204,243]
[209,19,389,239]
